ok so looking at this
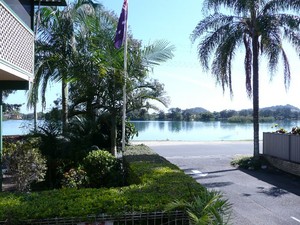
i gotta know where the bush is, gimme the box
[83,150,124,188]
[0,145,206,222]
[61,167,88,189]
[231,155,265,170]
[3,138,47,192]
[166,189,232,225]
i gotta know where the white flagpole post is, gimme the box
[121,0,128,154]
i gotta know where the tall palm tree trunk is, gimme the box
[252,34,260,158]
[110,114,117,156]
[34,104,37,131]
[62,79,68,134]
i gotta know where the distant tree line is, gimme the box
[128,105,300,122]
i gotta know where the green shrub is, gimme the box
[3,138,47,192]
[83,150,124,188]
[231,155,263,170]
[0,145,206,222]
[61,167,88,189]
[166,189,232,225]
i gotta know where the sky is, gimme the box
[7,0,300,113]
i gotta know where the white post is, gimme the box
[121,0,128,153]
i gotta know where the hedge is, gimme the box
[0,144,204,221]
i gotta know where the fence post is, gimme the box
[289,134,291,161]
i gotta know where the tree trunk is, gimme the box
[110,114,117,156]
[62,79,68,134]
[33,103,37,132]
[252,34,260,158]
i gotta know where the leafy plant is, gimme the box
[61,167,87,189]
[231,155,264,170]
[0,145,206,221]
[165,190,232,225]
[30,120,68,189]
[271,124,287,134]
[290,126,300,135]
[3,138,47,192]
[271,124,300,135]
[83,150,124,188]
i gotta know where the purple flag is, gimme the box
[114,0,128,49]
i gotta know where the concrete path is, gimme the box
[133,141,300,225]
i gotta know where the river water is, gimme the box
[131,120,300,141]
[2,120,38,135]
[3,120,300,141]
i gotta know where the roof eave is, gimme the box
[34,0,67,6]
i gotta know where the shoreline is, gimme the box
[130,139,258,146]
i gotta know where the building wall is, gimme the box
[0,0,34,82]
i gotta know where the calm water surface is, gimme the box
[132,120,300,141]
[3,120,300,141]
[2,120,39,135]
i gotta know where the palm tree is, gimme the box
[70,18,175,154]
[29,0,100,133]
[191,0,300,157]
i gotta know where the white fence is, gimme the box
[263,132,300,163]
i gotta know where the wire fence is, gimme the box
[1,211,189,225]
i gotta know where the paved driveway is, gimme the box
[134,141,300,225]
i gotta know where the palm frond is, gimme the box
[165,190,232,225]
[263,0,300,13]
[281,49,291,90]
[243,35,252,97]
[142,40,175,67]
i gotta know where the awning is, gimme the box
[34,0,67,6]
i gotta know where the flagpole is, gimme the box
[121,0,128,154]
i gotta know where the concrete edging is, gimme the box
[263,155,300,177]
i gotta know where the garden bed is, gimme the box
[0,145,203,223]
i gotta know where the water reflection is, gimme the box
[132,121,150,131]
[4,120,300,141]
[131,120,300,141]
[158,121,165,130]
[168,121,182,132]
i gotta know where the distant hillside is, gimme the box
[183,107,209,114]
[182,104,300,114]
[261,104,300,112]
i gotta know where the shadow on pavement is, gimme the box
[238,167,300,197]
[182,168,237,189]
[202,181,234,189]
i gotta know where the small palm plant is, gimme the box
[166,189,232,225]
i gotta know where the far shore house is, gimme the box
[0,0,66,191]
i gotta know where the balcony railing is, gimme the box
[0,1,34,83]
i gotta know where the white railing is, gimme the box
[0,1,34,81]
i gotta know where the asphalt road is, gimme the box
[134,141,300,225]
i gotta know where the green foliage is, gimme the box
[117,121,138,146]
[61,167,88,189]
[83,150,124,188]
[271,124,287,134]
[227,116,252,123]
[166,190,232,225]
[231,155,263,170]
[124,145,205,203]
[30,120,67,189]
[66,115,111,158]
[200,112,215,121]
[3,138,47,192]
[271,125,300,135]
[291,126,300,135]
[0,145,205,221]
